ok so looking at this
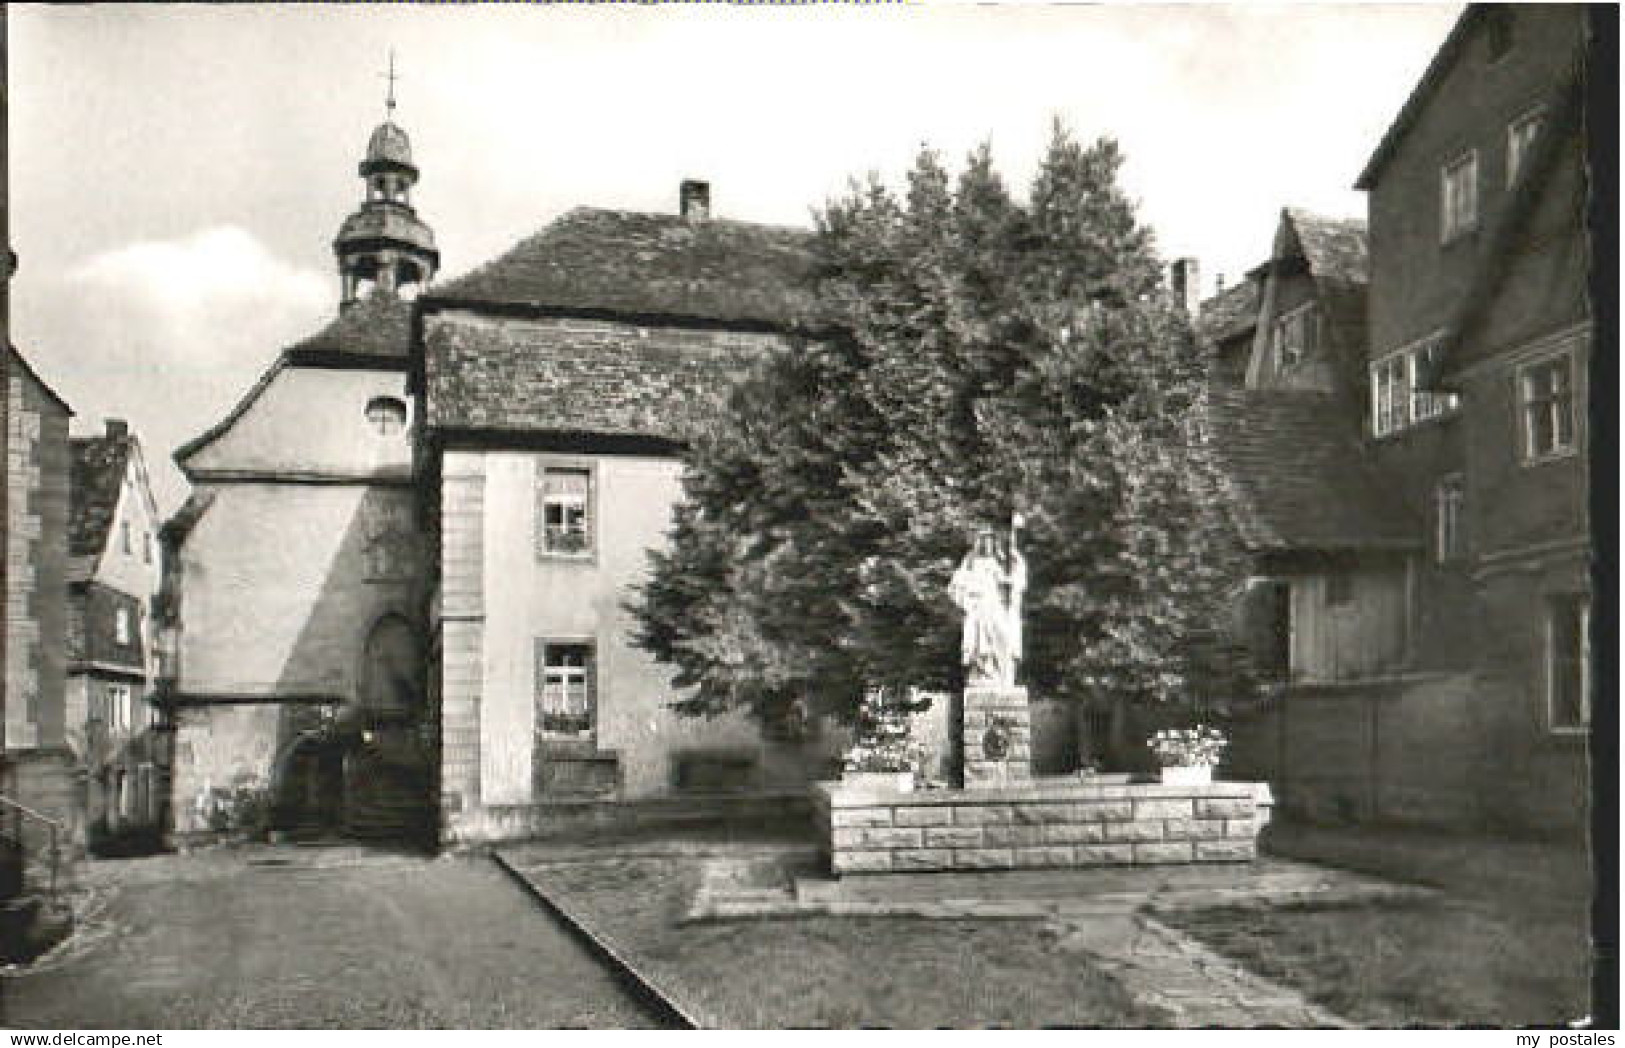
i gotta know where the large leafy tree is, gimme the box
[631,124,1251,730]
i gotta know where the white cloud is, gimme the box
[17,226,333,515]
[69,225,329,347]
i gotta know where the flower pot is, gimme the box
[841,771,915,793]
[1159,764,1213,787]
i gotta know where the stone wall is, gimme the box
[815,779,1271,875]
[5,358,69,751]
[0,749,82,861]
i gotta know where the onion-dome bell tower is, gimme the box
[334,55,439,308]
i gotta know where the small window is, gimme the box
[1272,304,1316,370]
[536,642,595,740]
[142,532,152,565]
[106,684,131,733]
[1434,474,1465,564]
[365,396,408,437]
[539,466,593,556]
[114,607,131,646]
[1547,595,1589,733]
[1507,107,1545,185]
[120,520,132,555]
[1441,152,1479,242]
[1518,354,1577,461]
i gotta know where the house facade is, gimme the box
[67,419,164,851]
[1370,3,1593,831]
[1,347,77,852]
[1216,4,1592,836]
[164,114,437,844]
[414,185,841,845]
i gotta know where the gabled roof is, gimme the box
[1356,6,1482,190]
[427,207,817,328]
[1283,209,1368,284]
[69,433,132,558]
[1207,387,1420,554]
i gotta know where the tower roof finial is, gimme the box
[381,48,399,118]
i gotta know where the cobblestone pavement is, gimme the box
[2,846,659,1029]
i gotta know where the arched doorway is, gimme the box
[342,615,433,847]
[270,732,345,836]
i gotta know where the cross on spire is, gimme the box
[381,49,399,117]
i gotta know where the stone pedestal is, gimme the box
[962,685,1032,789]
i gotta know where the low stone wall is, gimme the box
[814,777,1272,875]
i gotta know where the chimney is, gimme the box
[1215,272,1227,293]
[680,179,711,222]
[1169,257,1201,315]
[104,418,128,441]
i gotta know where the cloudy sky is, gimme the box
[8,2,1463,513]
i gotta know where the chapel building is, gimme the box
[164,108,438,843]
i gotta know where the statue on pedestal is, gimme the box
[948,515,1027,688]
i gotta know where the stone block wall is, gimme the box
[5,360,69,752]
[815,779,1270,875]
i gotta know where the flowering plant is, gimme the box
[1147,725,1227,768]
[842,687,923,774]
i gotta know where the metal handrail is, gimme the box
[0,793,65,900]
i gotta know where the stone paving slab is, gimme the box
[1053,913,1347,1028]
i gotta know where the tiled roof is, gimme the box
[430,207,817,327]
[286,289,414,361]
[69,435,130,558]
[1206,387,1419,554]
[1284,209,1368,284]
[1197,280,1259,343]
[424,317,771,442]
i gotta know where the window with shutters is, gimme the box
[536,641,595,740]
[538,465,593,556]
